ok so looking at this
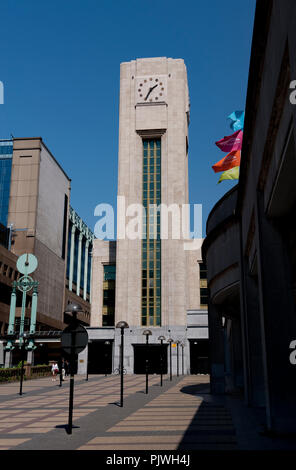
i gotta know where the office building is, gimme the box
[0,138,93,366]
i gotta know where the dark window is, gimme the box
[61,194,68,259]
[200,287,208,305]
[103,264,116,326]
[199,262,207,279]
[104,264,116,281]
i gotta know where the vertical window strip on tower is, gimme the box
[103,264,116,326]
[141,139,161,326]
[199,262,208,308]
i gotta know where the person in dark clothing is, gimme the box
[64,360,69,376]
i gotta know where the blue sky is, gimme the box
[0,0,256,236]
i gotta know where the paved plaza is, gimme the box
[0,374,296,451]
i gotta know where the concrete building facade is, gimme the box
[7,138,71,331]
[0,138,93,366]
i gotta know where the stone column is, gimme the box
[0,342,4,366]
[255,191,296,432]
[208,301,225,394]
[239,252,265,407]
[26,350,34,365]
[78,347,88,375]
[68,224,76,292]
[76,233,83,297]
[224,319,234,392]
[83,240,89,300]
[232,318,244,389]
[4,350,12,368]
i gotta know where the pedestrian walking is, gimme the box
[62,359,66,380]
[51,362,59,381]
[65,360,69,377]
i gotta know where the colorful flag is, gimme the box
[215,129,243,153]
[228,110,245,132]
[218,166,240,183]
[212,150,241,173]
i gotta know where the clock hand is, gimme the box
[144,84,158,101]
[144,87,153,101]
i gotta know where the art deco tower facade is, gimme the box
[115,57,190,329]
[88,58,207,376]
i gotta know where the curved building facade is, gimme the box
[203,0,296,434]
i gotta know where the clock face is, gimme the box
[16,253,38,275]
[136,75,167,103]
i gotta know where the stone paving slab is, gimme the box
[79,377,237,450]
[1,374,180,450]
[2,373,295,450]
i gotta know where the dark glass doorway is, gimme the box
[189,339,209,374]
[87,340,113,374]
[133,344,168,374]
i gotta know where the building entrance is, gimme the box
[133,344,168,374]
[189,339,209,374]
[87,339,113,374]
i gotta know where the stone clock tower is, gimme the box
[115,57,190,330]
[86,57,208,377]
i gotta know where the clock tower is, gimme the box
[115,57,190,329]
[87,57,208,377]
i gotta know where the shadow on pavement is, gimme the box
[179,383,211,396]
[55,424,80,435]
[177,381,237,450]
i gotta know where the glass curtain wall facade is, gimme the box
[0,141,13,227]
[141,139,161,326]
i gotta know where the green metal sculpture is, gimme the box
[5,253,39,352]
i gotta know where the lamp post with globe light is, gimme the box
[158,335,166,386]
[180,342,185,375]
[176,340,180,377]
[116,321,129,407]
[143,329,152,394]
[167,338,174,381]
[63,302,84,434]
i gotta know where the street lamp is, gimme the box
[167,338,174,381]
[104,340,111,376]
[116,321,129,407]
[143,329,152,394]
[158,336,165,386]
[176,340,180,377]
[180,342,185,375]
[86,339,91,382]
[63,302,83,435]
[64,302,83,322]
